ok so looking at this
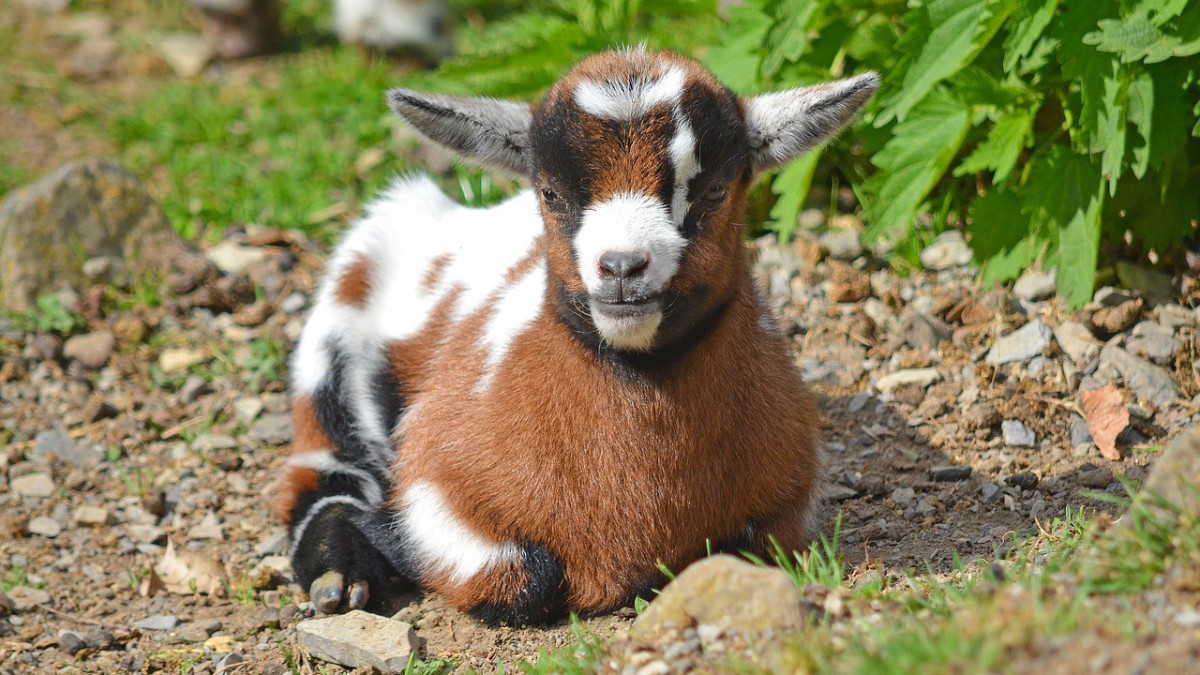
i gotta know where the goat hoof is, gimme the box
[346,580,369,610]
[310,571,345,613]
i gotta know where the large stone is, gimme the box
[631,555,804,640]
[987,320,1053,365]
[12,473,55,499]
[7,586,50,612]
[297,611,419,673]
[919,231,972,270]
[1054,321,1100,365]
[1099,344,1181,409]
[0,160,189,311]
[1013,268,1057,302]
[1139,426,1200,518]
[62,331,114,367]
[33,429,101,467]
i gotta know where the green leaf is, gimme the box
[954,105,1034,183]
[1002,0,1061,74]
[1025,148,1105,307]
[767,154,819,242]
[761,0,830,80]
[862,89,972,241]
[1084,2,1200,64]
[703,0,772,91]
[877,0,1017,125]
[967,188,1044,285]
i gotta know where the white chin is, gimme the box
[589,301,662,352]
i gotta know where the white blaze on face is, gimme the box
[573,193,686,351]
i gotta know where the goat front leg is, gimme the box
[279,462,416,612]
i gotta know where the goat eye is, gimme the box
[703,184,727,202]
[540,189,558,203]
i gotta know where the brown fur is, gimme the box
[334,254,374,308]
[272,398,335,523]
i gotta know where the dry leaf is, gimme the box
[1081,384,1129,460]
[138,568,165,597]
[154,539,226,596]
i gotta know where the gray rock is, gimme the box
[82,256,123,282]
[7,586,51,612]
[1013,269,1056,302]
[191,433,238,452]
[919,231,972,270]
[63,331,115,369]
[73,505,113,526]
[83,627,116,650]
[213,653,247,671]
[847,393,872,413]
[233,397,265,424]
[891,487,916,507]
[1002,420,1036,448]
[1054,321,1100,365]
[0,159,188,312]
[134,614,179,632]
[12,473,55,498]
[631,556,803,639]
[825,484,858,502]
[930,465,972,482]
[902,312,951,350]
[158,33,214,78]
[819,228,863,261]
[34,429,100,467]
[28,516,62,538]
[178,375,211,404]
[126,524,166,545]
[280,292,307,314]
[987,320,1053,365]
[188,512,224,541]
[249,413,292,445]
[1070,415,1093,447]
[1099,344,1181,409]
[205,240,268,275]
[1127,322,1179,365]
[875,368,940,393]
[1077,466,1114,489]
[297,611,419,673]
[59,631,87,655]
[1137,426,1200,519]
[1094,286,1135,307]
[255,530,289,556]
[981,482,1001,502]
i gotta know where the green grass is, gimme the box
[1,563,36,592]
[2,294,85,334]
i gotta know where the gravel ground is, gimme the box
[2,219,1197,673]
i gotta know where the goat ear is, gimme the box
[387,89,534,176]
[743,72,879,172]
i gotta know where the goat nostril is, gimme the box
[598,251,651,280]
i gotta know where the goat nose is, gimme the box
[598,251,651,280]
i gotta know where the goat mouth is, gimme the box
[589,295,662,318]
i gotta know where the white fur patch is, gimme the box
[574,192,685,294]
[474,262,547,392]
[400,482,521,583]
[744,73,880,170]
[291,173,542,396]
[574,65,687,120]
[667,113,699,226]
[334,0,450,54]
[588,301,663,351]
[574,192,684,350]
[285,450,385,505]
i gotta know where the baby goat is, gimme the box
[273,48,877,626]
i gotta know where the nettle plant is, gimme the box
[710,0,1200,306]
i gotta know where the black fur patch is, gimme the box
[312,342,394,489]
[469,542,569,627]
[291,502,411,602]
